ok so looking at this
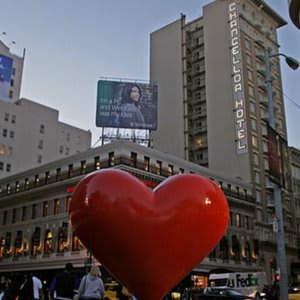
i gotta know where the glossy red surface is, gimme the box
[69,169,229,300]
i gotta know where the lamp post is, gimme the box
[264,48,299,300]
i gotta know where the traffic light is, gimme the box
[276,274,280,282]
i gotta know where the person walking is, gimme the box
[78,266,105,300]
[50,263,76,300]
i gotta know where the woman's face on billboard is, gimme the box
[130,86,140,102]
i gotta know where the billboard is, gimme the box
[96,80,158,130]
[0,54,13,102]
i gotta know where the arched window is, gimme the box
[232,235,241,261]
[72,232,82,251]
[57,223,68,253]
[14,231,23,257]
[220,236,229,260]
[31,227,41,256]
[44,230,53,254]
[245,241,251,262]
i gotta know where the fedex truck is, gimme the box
[208,272,268,299]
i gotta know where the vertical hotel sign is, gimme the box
[229,1,248,154]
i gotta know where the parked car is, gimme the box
[289,284,300,300]
[196,288,255,299]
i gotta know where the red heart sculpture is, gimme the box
[69,169,229,300]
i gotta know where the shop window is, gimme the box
[232,235,241,261]
[14,231,22,257]
[244,241,251,262]
[72,233,82,251]
[44,230,52,255]
[4,233,12,257]
[57,223,68,253]
[66,196,71,212]
[31,227,41,256]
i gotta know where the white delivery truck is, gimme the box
[208,272,268,299]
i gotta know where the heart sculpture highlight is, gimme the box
[69,169,229,300]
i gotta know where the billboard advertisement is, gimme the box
[96,80,158,130]
[0,54,13,102]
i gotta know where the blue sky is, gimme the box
[0,0,299,148]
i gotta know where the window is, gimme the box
[37,154,43,164]
[12,208,17,224]
[44,230,53,254]
[255,171,260,184]
[68,164,73,177]
[0,162,3,171]
[108,152,115,166]
[32,204,37,219]
[179,168,184,174]
[245,216,250,230]
[252,135,258,148]
[6,164,11,172]
[11,115,16,124]
[131,152,137,167]
[56,168,61,180]
[2,129,7,137]
[9,131,14,138]
[22,207,26,221]
[168,164,174,176]
[4,113,9,121]
[15,181,19,192]
[236,213,241,227]
[54,199,61,215]
[12,68,16,76]
[9,91,13,98]
[45,171,50,184]
[3,211,8,225]
[7,146,13,156]
[34,175,39,186]
[94,156,100,170]
[0,145,5,155]
[66,196,71,212]
[59,145,64,154]
[42,201,48,217]
[80,160,86,174]
[38,140,43,149]
[65,147,70,155]
[144,156,150,171]
[156,160,162,175]
[40,124,45,134]
[256,190,261,203]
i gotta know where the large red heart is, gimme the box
[69,169,229,300]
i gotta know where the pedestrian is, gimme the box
[77,266,105,300]
[32,274,43,300]
[50,263,76,300]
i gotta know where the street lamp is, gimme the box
[264,48,299,300]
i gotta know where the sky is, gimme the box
[0,0,299,148]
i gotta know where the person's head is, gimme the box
[65,263,74,272]
[121,83,142,105]
[89,265,101,277]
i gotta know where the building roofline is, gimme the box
[250,0,287,28]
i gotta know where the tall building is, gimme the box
[150,0,297,275]
[0,39,92,178]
